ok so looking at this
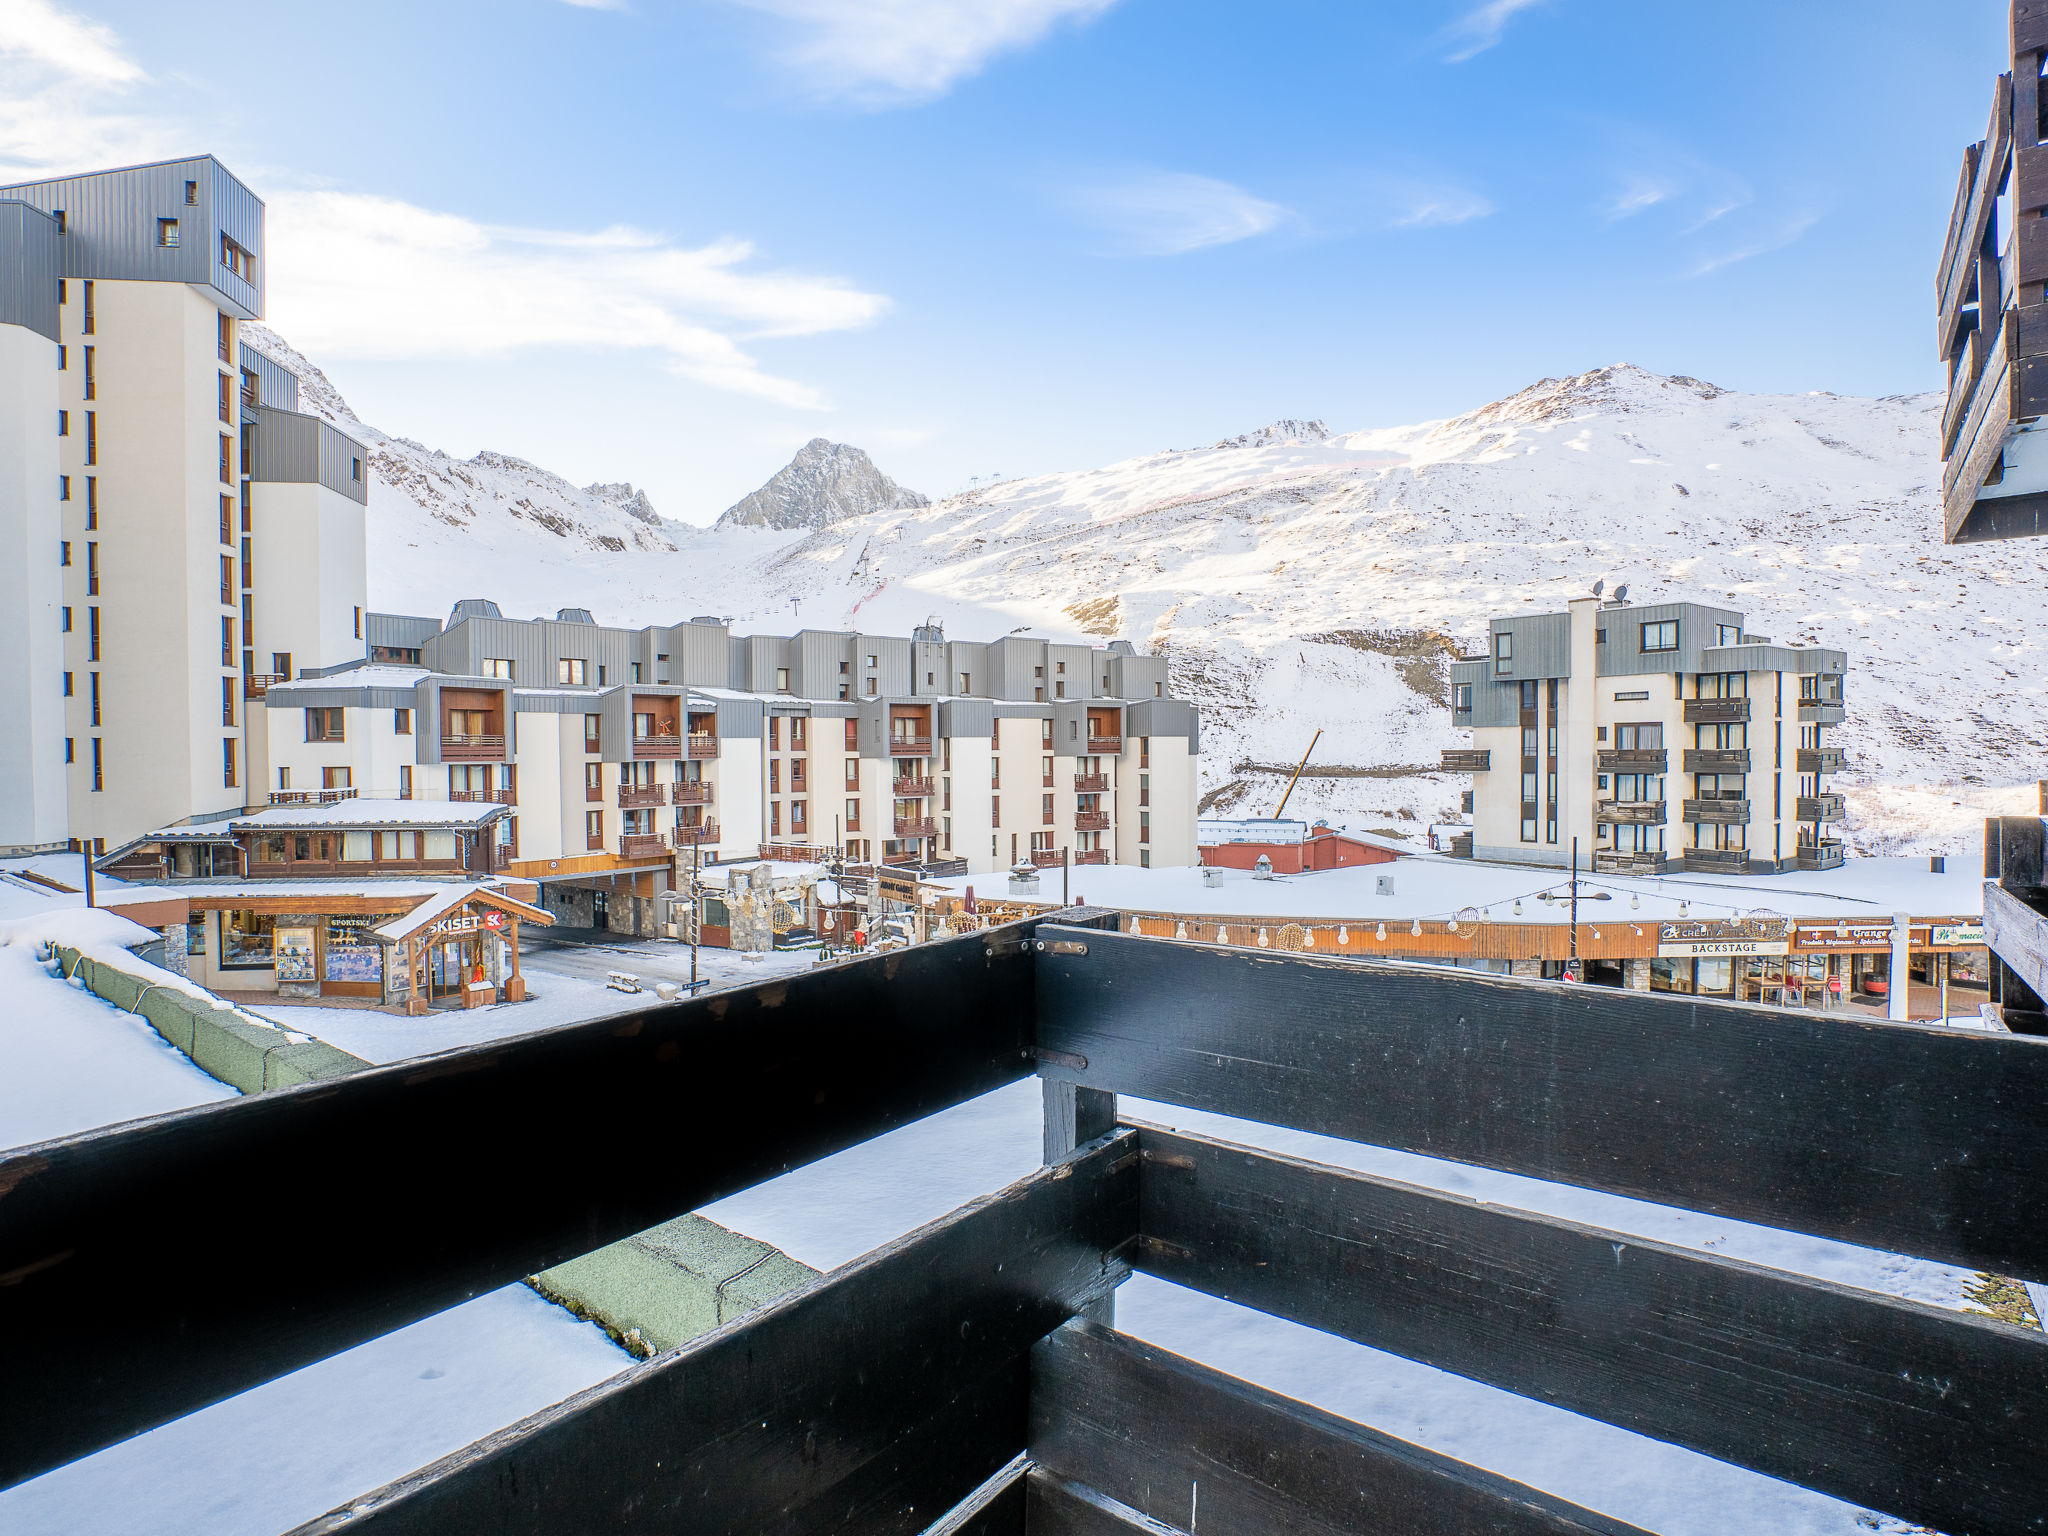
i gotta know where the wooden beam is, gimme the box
[1938,139,1983,308]
[1130,1127,2048,1536]
[1032,927,2048,1280]
[1029,1323,1653,1536]
[290,1134,1139,1536]
[1021,1473,1164,1534]
[1938,76,2013,353]
[1986,880,2048,1004]
[0,922,1059,1488]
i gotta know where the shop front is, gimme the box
[373,887,553,1015]
[191,900,422,1001]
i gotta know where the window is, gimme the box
[1493,631,1512,675]
[60,541,70,566]
[584,714,601,751]
[81,345,93,399]
[272,651,293,678]
[1139,810,1150,843]
[61,606,71,633]
[991,796,1001,826]
[558,658,587,685]
[1716,624,1741,647]
[867,654,878,668]
[89,672,99,726]
[62,672,72,697]
[959,672,971,692]
[65,737,73,765]
[219,495,232,544]
[769,801,781,836]
[1042,755,1054,786]
[630,662,643,684]
[1641,620,1679,653]
[351,457,362,482]
[1055,681,1066,698]
[83,412,95,464]
[218,373,231,423]
[216,312,230,361]
[1042,720,1054,748]
[86,477,96,528]
[220,234,256,284]
[90,737,101,791]
[220,617,234,666]
[305,707,344,742]
[158,217,181,248]
[223,737,236,789]
[1520,680,1538,709]
[82,280,94,335]
[776,667,791,691]
[219,435,231,484]
[86,541,97,595]
[184,179,198,205]
[59,476,69,502]
[597,665,608,685]
[483,659,514,679]
[1139,773,1150,806]
[1521,817,1537,843]
[219,554,233,604]
[394,708,412,734]
[88,606,99,661]
[1452,683,1472,711]
[586,811,604,849]
[1042,792,1055,824]
[58,409,68,436]
[768,759,780,793]
[221,677,236,726]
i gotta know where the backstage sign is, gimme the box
[1657,917,1790,960]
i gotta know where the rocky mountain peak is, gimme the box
[717,438,929,531]
[1213,418,1332,450]
[584,481,663,527]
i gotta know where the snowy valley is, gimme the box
[265,342,2048,856]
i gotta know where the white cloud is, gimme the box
[1068,171,1289,256]
[1601,173,1675,220]
[1389,184,1493,228]
[555,0,630,9]
[264,191,889,408]
[1684,209,1821,278]
[1443,0,1548,62]
[718,0,1118,104]
[0,0,141,85]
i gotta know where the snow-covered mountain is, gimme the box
[718,438,929,530]
[261,346,2048,855]
[1213,418,1331,449]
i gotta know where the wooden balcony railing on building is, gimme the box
[491,788,517,805]
[243,673,283,699]
[1086,734,1122,755]
[1597,800,1665,825]
[1684,846,1751,871]
[672,782,712,805]
[1440,749,1491,772]
[894,817,938,839]
[268,788,357,806]
[1797,794,1846,823]
[1029,849,1067,868]
[1073,849,1109,865]
[1683,749,1751,774]
[1796,840,1846,870]
[1597,748,1667,773]
[687,733,719,759]
[673,822,719,845]
[1595,849,1668,873]
[1073,773,1110,793]
[1684,698,1751,723]
[1683,797,1750,824]
[618,784,667,809]
[1448,831,1474,858]
[441,733,506,761]
[17,914,2046,1536]
[1797,747,1848,774]
[889,735,934,756]
[1460,789,1474,813]
[892,775,933,797]
[1074,811,1110,831]
[633,733,682,760]
[619,833,670,860]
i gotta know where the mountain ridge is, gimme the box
[718,437,929,530]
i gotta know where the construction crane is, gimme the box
[1273,730,1321,819]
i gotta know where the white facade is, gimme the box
[0,322,66,845]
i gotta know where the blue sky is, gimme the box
[0,1,2007,521]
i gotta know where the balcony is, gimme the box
[893,775,934,797]
[1597,749,1668,773]
[1797,703,1844,725]
[894,817,938,839]
[672,782,713,805]
[243,673,283,699]
[618,784,667,809]
[1796,840,1846,870]
[1086,735,1122,755]
[1075,811,1110,831]
[619,833,670,861]
[1683,749,1751,774]
[890,735,934,757]
[633,733,682,760]
[491,788,518,805]
[1460,790,1474,814]
[1683,847,1751,873]
[1797,794,1845,823]
[1449,832,1474,859]
[1684,698,1751,724]
[441,732,506,762]
[447,790,493,804]
[269,789,356,806]
[1073,849,1109,865]
[687,733,720,759]
[1073,773,1110,793]
[1682,798,1750,824]
[1595,850,1669,874]
[1440,749,1491,772]
[1029,849,1067,869]
[1797,748,1847,774]
[1597,801,1666,825]
[674,823,720,846]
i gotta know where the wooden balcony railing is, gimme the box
[674,822,720,845]
[1597,748,1667,772]
[16,919,2046,1536]
[619,833,670,860]
[447,790,492,803]
[1086,734,1122,755]
[1029,849,1067,868]
[1685,698,1751,723]
[441,733,506,761]
[1596,801,1665,825]
[894,817,938,839]
[1440,749,1491,772]
[1683,798,1750,824]
[633,734,683,760]
[889,735,934,756]
[1073,773,1110,793]
[1683,846,1751,871]
[1073,849,1109,865]
[1796,840,1846,870]
[1796,747,1848,774]
[618,784,667,808]
[687,733,719,759]
[1797,794,1845,823]
[268,789,357,805]
[243,673,283,699]
[672,782,713,805]
[1683,749,1751,774]
[893,776,934,797]
[1075,811,1110,831]
[1594,849,1668,873]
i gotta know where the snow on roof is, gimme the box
[0,905,159,955]
[372,883,550,943]
[151,877,504,902]
[264,665,430,692]
[231,800,507,831]
[928,853,1985,925]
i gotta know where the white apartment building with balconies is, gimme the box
[1444,596,1848,875]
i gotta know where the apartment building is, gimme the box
[1443,596,1848,875]
[254,605,1200,928]
[0,156,369,849]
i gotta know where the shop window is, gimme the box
[221,910,276,969]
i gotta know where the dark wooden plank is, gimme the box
[2018,0,2048,60]
[1944,316,2014,534]
[0,919,1065,1489]
[1030,1322,1653,1536]
[1942,318,1985,453]
[1987,881,2048,1005]
[1992,813,2047,889]
[929,1457,1028,1536]
[289,1132,1139,1536]
[1938,140,1982,308]
[1022,1473,1170,1534]
[1949,483,2048,542]
[1133,1127,2048,1536]
[1033,926,2048,1280]
[1938,76,2012,346]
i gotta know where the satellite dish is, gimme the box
[1614,583,1629,602]
[1591,578,1605,597]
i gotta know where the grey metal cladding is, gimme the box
[1700,643,1848,676]
[796,630,845,697]
[1466,680,1520,728]
[1486,613,1570,680]
[714,697,763,738]
[855,635,911,697]
[1047,644,1094,700]
[0,156,264,319]
[239,345,299,413]
[0,201,61,341]
[367,612,441,650]
[1125,698,1197,748]
[937,699,993,737]
[262,682,421,711]
[856,697,890,759]
[245,406,369,504]
[1594,601,1741,678]
[1113,653,1168,698]
[948,641,986,693]
[677,621,726,687]
[1049,700,1089,757]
